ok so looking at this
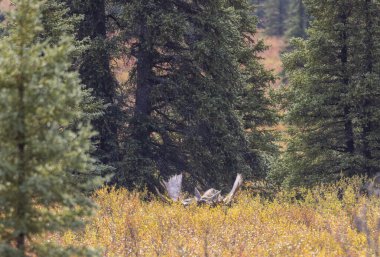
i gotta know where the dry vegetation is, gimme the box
[112,33,286,87]
[257,33,287,139]
[0,0,12,11]
[44,178,380,257]
[258,33,286,87]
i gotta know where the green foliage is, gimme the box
[38,0,108,178]
[0,11,4,36]
[38,0,120,170]
[274,0,380,187]
[115,0,277,190]
[250,0,266,27]
[40,1,80,45]
[0,0,100,255]
[264,0,289,36]
[70,0,121,170]
[285,0,309,39]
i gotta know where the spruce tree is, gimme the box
[350,0,380,176]
[273,0,380,186]
[71,0,121,169]
[0,11,4,36]
[264,0,289,36]
[39,1,80,45]
[0,1,98,255]
[114,0,276,189]
[285,0,308,39]
[250,0,266,28]
[38,0,107,177]
[39,0,121,170]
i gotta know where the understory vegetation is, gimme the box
[46,177,379,257]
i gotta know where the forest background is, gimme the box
[1,0,380,256]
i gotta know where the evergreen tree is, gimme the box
[250,0,266,28]
[0,1,99,255]
[273,0,380,187]
[38,0,107,177]
[0,11,4,36]
[114,0,276,190]
[71,0,121,169]
[39,1,80,45]
[285,0,308,39]
[264,0,289,36]
[39,0,121,170]
[350,0,380,176]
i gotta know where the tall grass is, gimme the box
[46,177,379,256]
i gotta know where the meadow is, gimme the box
[47,178,380,257]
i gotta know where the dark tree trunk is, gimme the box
[16,233,25,251]
[16,76,26,253]
[73,0,120,166]
[339,13,355,156]
[278,0,287,35]
[299,0,306,34]
[122,18,156,189]
[361,0,374,174]
[134,24,153,121]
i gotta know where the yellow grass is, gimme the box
[44,178,379,257]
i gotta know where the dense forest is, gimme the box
[1,0,380,256]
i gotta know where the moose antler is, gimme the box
[196,188,222,205]
[161,174,183,201]
[156,173,243,206]
[223,173,243,204]
[193,174,243,205]
[194,187,202,201]
[155,174,183,202]
[155,186,171,203]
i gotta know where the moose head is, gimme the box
[155,173,243,205]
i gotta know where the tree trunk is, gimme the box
[361,0,374,174]
[16,72,26,253]
[75,0,120,166]
[339,12,355,159]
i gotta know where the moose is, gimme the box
[155,173,243,205]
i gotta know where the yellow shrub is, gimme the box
[42,177,379,256]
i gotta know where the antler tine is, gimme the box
[223,173,243,205]
[210,191,222,203]
[194,187,202,201]
[155,186,171,204]
[162,174,183,201]
[182,198,195,206]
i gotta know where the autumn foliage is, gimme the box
[44,177,380,256]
